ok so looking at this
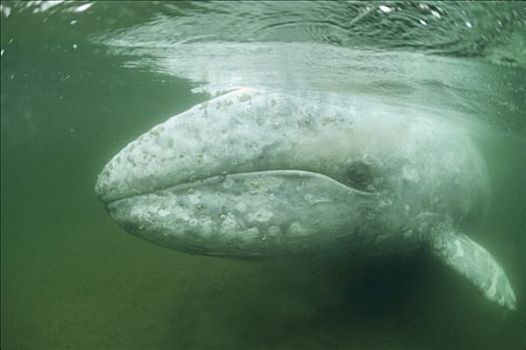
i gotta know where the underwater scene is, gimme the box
[1,1,525,349]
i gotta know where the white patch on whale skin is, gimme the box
[402,165,420,183]
[247,210,273,223]
[268,225,281,236]
[486,271,499,299]
[235,202,247,212]
[288,222,307,237]
[455,239,465,257]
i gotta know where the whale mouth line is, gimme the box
[102,169,371,205]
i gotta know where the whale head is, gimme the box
[95,89,388,257]
[95,88,485,258]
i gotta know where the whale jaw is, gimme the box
[103,170,374,258]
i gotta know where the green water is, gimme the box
[1,2,525,349]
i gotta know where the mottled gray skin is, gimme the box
[96,88,517,310]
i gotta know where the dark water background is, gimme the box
[1,2,525,349]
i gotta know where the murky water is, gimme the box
[1,2,525,349]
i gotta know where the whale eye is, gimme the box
[346,161,375,192]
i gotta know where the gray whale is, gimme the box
[96,88,517,310]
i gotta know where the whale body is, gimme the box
[95,88,517,310]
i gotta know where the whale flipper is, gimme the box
[430,229,517,310]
